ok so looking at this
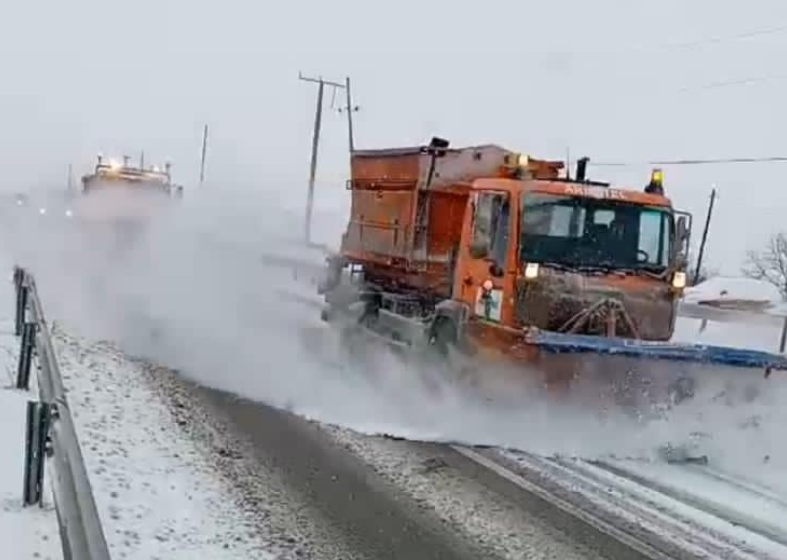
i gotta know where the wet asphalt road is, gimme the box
[150,366,657,560]
[199,387,490,560]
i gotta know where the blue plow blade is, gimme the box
[526,331,787,371]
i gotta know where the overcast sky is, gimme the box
[2,0,787,273]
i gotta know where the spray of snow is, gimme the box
[1,182,783,482]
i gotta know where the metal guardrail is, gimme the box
[12,266,111,560]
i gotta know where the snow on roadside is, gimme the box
[50,326,279,560]
[495,450,787,560]
[603,459,787,543]
[0,316,63,558]
[684,276,781,307]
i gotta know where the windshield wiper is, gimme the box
[575,261,618,273]
[538,261,578,272]
[612,265,667,279]
[633,263,669,278]
[527,261,665,279]
[538,262,617,275]
[579,262,657,278]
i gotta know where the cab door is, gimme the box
[454,190,517,326]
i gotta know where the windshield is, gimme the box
[520,192,673,273]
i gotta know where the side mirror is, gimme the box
[676,216,688,243]
[673,213,692,270]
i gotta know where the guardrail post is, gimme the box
[22,401,51,507]
[14,271,28,337]
[13,266,113,560]
[16,322,36,390]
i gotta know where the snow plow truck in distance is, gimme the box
[72,154,184,253]
[75,154,183,223]
[318,137,787,412]
[80,154,184,200]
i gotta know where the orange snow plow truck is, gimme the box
[318,138,787,410]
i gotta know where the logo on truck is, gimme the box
[564,184,627,200]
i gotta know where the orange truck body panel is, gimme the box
[341,144,563,298]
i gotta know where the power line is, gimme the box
[662,22,787,51]
[679,73,787,93]
[620,24,787,57]
[592,156,787,168]
[586,21,787,60]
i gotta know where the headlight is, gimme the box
[65,209,73,218]
[672,271,687,289]
[524,262,540,280]
[39,208,46,215]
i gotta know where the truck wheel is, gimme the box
[430,318,457,357]
[427,319,478,389]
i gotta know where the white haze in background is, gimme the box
[2,185,784,486]
[4,1,787,274]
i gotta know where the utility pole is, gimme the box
[338,76,360,154]
[694,187,717,284]
[299,72,345,243]
[199,124,209,187]
[66,164,73,193]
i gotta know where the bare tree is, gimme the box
[742,232,787,301]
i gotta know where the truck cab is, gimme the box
[81,154,182,198]
[454,173,692,344]
[74,153,184,224]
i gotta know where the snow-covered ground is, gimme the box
[601,458,787,544]
[495,450,787,560]
[0,269,63,560]
[49,328,287,560]
[684,276,782,307]
[0,257,304,556]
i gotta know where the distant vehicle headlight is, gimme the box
[39,208,46,215]
[65,209,73,218]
